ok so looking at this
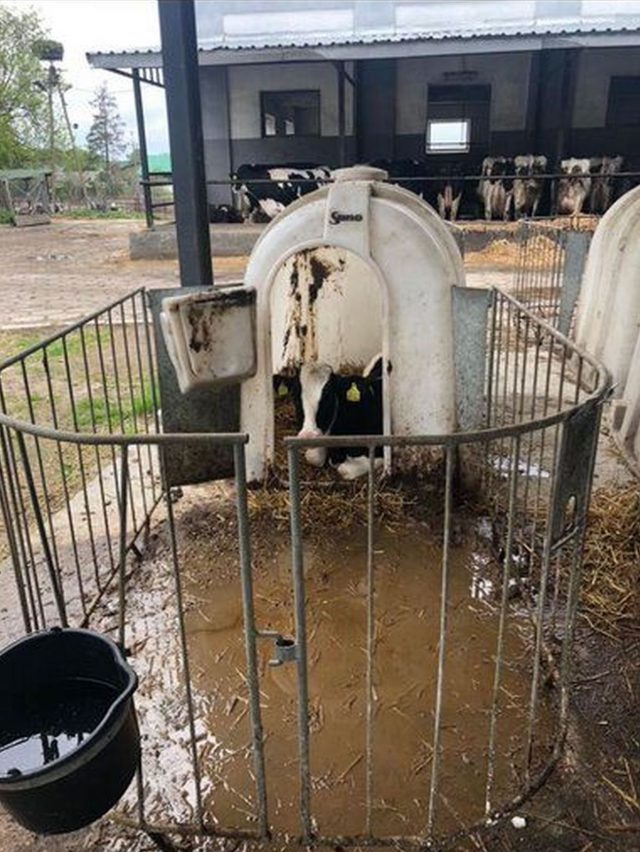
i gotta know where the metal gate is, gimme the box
[0,287,610,849]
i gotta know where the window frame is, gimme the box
[259,89,321,139]
[425,117,472,154]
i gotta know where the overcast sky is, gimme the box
[10,0,169,154]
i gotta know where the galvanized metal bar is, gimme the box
[61,336,101,591]
[0,417,39,628]
[16,431,67,626]
[485,434,521,814]
[118,302,150,523]
[162,458,205,829]
[142,291,162,435]
[525,419,564,778]
[426,444,454,837]
[94,316,125,528]
[130,292,159,504]
[107,308,139,535]
[79,324,116,578]
[233,443,269,838]
[14,364,47,625]
[365,445,376,837]
[557,406,602,728]
[42,346,86,618]
[117,447,129,650]
[558,231,590,337]
[0,442,32,633]
[287,445,313,841]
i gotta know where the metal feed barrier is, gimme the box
[0,288,609,849]
[512,218,594,335]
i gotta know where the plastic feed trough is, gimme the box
[0,628,139,834]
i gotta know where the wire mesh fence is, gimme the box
[512,219,593,335]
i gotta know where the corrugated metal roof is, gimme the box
[195,18,640,50]
[86,17,640,65]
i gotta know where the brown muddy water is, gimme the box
[184,515,554,841]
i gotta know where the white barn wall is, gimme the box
[395,52,533,136]
[228,62,355,139]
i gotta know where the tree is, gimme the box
[86,83,126,181]
[0,5,50,167]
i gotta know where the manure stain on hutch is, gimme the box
[183,518,554,839]
[0,681,116,775]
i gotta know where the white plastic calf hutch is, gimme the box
[575,184,640,470]
[161,166,466,480]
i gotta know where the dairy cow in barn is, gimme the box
[589,156,624,214]
[478,157,513,221]
[371,160,466,221]
[556,159,592,216]
[231,164,331,221]
[434,166,464,222]
[513,155,547,218]
[283,354,384,480]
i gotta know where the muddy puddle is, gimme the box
[184,514,555,840]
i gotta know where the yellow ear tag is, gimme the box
[346,382,361,403]
[277,382,288,397]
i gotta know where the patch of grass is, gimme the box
[60,209,145,221]
[3,328,111,365]
[0,210,13,225]
[73,387,156,434]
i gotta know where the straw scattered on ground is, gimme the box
[581,484,640,638]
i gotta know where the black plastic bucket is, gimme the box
[0,628,139,834]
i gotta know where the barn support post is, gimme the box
[158,0,213,288]
[337,60,346,167]
[132,69,154,229]
[555,48,581,166]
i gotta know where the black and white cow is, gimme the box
[372,160,467,220]
[478,157,514,221]
[513,155,547,218]
[287,354,384,480]
[232,163,331,221]
[556,158,591,215]
[589,155,623,215]
[208,203,244,224]
[434,166,464,222]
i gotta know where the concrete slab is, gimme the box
[130,222,266,260]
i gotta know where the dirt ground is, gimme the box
[0,219,246,330]
[0,219,639,851]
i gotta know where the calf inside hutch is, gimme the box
[0,169,610,848]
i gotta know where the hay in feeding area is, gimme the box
[466,235,564,270]
[581,485,640,638]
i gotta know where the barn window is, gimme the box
[261,90,320,137]
[426,84,490,154]
[426,118,470,153]
[607,77,640,127]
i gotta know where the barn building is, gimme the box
[87,0,640,214]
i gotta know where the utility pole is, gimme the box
[47,64,56,205]
[34,40,89,210]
